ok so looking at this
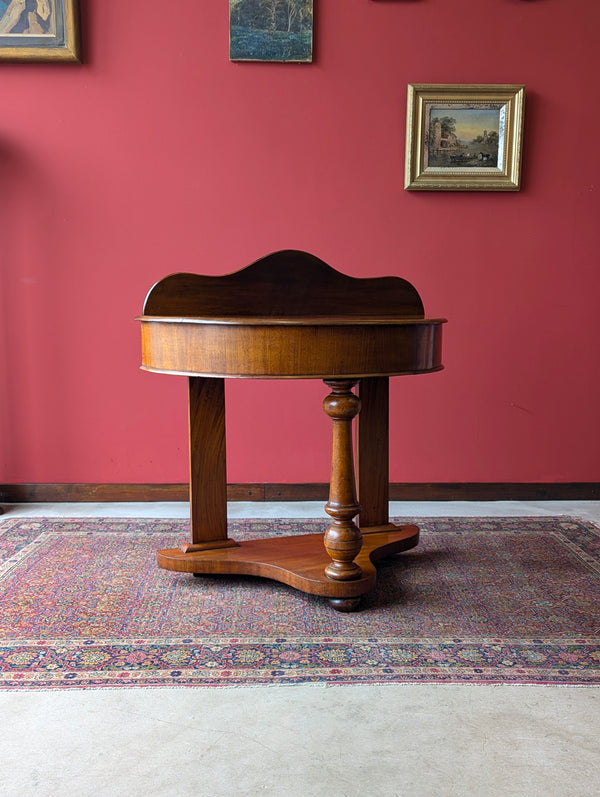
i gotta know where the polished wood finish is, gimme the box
[357,376,390,528]
[142,250,426,319]
[322,379,363,581]
[138,250,445,610]
[139,317,443,380]
[183,377,237,552]
[157,525,420,607]
[139,250,444,380]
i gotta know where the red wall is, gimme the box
[1,0,599,486]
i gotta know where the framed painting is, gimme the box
[230,0,313,63]
[405,84,525,191]
[0,0,80,62]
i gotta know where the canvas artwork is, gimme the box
[0,0,56,35]
[0,0,79,61]
[230,0,313,62]
[425,106,504,169]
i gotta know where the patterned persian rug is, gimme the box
[1,516,599,690]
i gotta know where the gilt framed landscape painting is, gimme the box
[405,84,525,191]
[230,0,313,63]
[0,0,80,62]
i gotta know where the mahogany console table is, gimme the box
[139,250,445,610]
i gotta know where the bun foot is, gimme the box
[328,596,361,612]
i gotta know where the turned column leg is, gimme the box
[322,379,362,583]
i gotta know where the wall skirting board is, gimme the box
[0,483,598,503]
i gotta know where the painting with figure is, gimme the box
[230,0,313,62]
[0,0,56,36]
[0,0,79,61]
[425,105,505,169]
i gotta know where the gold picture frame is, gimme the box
[0,0,80,62]
[405,84,525,191]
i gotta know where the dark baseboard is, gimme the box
[267,483,600,501]
[0,482,598,503]
[0,483,262,503]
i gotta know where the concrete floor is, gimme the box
[1,500,599,797]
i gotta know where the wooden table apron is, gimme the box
[139,315,445,610]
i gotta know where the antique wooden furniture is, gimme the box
[138,250,445,610]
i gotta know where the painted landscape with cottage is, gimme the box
[427,107,503,168]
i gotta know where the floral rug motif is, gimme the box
[1,516,599,689]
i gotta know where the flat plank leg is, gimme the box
[183,376,237,552]
[357,376,390,529]
[357,376,419,549]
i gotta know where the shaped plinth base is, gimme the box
[157,523,419,611]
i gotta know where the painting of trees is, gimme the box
[230,0,313,62]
